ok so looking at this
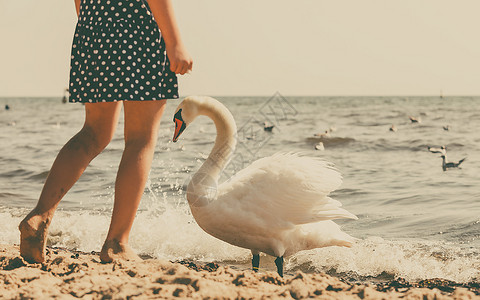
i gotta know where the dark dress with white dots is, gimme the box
[69,0,178,103]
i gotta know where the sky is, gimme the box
[0,0,479,97]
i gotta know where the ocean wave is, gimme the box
[26,170,49,181]
[302,134,468,153]
[0,206,478,283]
[0,168,35,178]
[350,139,466,153]
[305,136,356,147]
[288,237,479,283]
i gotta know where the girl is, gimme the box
[19,0,193,263]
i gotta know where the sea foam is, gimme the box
[1,203,478,283]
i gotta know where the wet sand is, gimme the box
[0,244,478,299]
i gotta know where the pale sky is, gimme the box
[0,0,479,97]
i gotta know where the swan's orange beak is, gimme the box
[173,109,186,142]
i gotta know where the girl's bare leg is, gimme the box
[100,100,167,262]
[19,102,122,263]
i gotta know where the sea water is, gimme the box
[0,96,478,283]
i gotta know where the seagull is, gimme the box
[314,130,331,138]
[263,122,274,132]
[409,116,421,123]
[441,155,466,171]
[428,146,447,156]
[314,142,325,151]
[443,125,450,131]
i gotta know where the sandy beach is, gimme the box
[0,244,477,299]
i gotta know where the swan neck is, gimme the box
[201,101,237,178]
[187,100,237,207]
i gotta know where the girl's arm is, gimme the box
[74,0,81,17]
[147,0,193,75]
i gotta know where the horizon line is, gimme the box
[1,94,479,99]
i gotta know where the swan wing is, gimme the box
[217,152,357,229]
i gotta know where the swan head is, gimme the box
[172,96,203,142]
[173,95,237,143]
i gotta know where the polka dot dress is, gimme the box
[69,0,179,103]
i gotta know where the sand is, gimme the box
[0,244,478,299]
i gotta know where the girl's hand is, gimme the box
[166,43,193,75]
[147,0,192,75]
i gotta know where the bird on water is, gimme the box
[172,96,357,276]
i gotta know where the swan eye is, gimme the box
[173,109,182,123]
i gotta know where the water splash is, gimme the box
[288,236,479,283]
[1,207,477,283]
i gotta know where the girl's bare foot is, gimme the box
[19,213,50,263]
[100,239,141,263]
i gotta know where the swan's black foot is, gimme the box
[252,254,260,272]
[275,256,284,277]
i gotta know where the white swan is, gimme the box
[172,96,357,276]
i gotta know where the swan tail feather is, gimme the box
[313,208,358,221]
[290,209,357,225]
[295,221,358,252]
